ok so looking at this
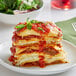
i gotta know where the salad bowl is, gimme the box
[0,0,44,25]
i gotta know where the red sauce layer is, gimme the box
[57,43,62,48]
[10,47,16,55]
[12,43,40,48]
[39,41,46,52]
[8,55,16,62]
[11,45,59,56]
[15,22,51,35]
[12,34,41,42]
[17,60,67,68]
[39,55,45,68]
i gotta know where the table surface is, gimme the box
[0,0,76,76]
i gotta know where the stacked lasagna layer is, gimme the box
[9,20,68,68]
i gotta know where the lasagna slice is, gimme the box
[9,20,68,68]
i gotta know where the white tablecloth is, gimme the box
[0,0,76,76]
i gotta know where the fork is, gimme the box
[72,23,76,31]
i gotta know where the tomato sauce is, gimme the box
[8,56,15,62]
[44,46,59,56]
[12,34,41,42]
[16,22,51,35]
[10,47,16,55]
[57,44,62,48]
[39,41,46,52]
[19,60,66,68]
[39,55,45,68]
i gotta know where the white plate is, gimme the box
[0,40,76,75]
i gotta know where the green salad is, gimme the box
[0,0,43,14]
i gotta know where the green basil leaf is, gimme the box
[31,20,37,23]
[38,27,45,32]
[30,20,41,23]
[27,24,32,30]
[16,24,25,29]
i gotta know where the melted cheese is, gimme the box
[13,38,40,46]
[15,43,62,55]
[15,51,67,66]
[17,28,60,37]
[13,37,61,46]
[15,45,39,55]
[17,29,40,37]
